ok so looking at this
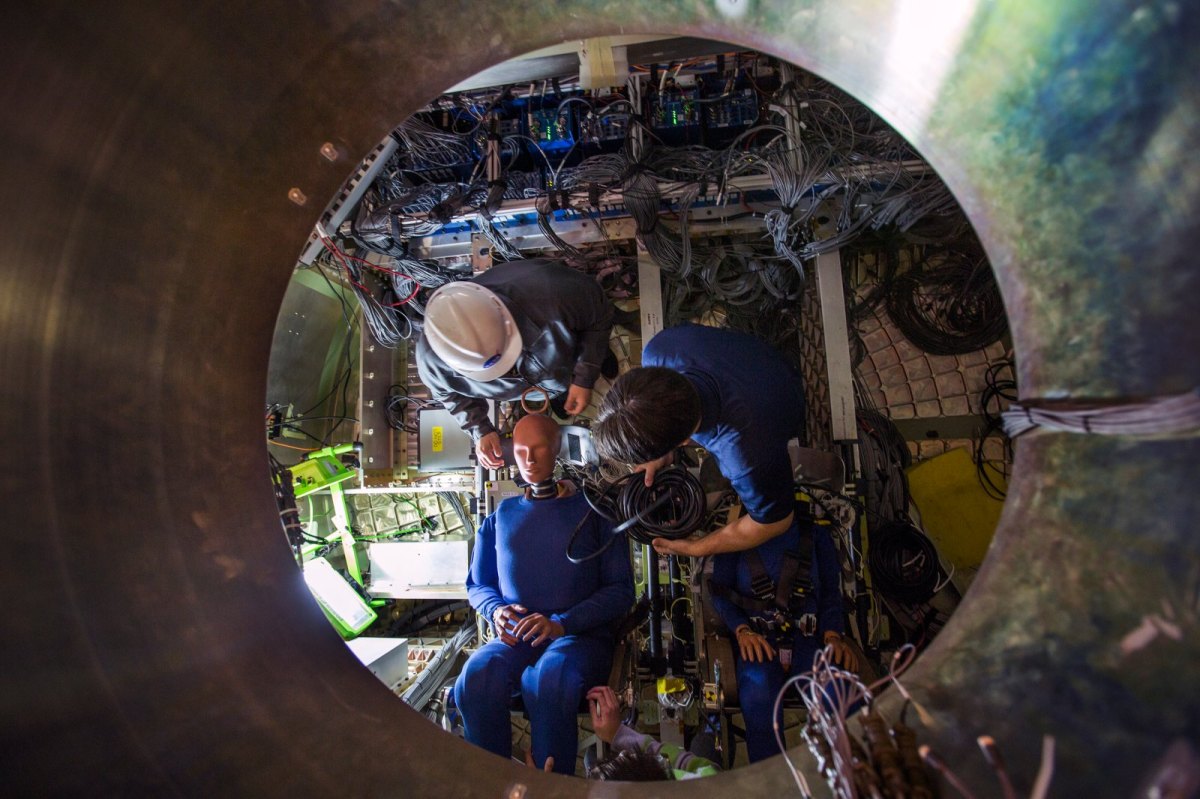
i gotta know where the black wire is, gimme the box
[298,261,359,446]
[885,251,1007,356]
[567,466,706,561]
[616,468,706,544]
[867,520,941,605]
[974,359,1017,501]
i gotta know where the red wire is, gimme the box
[320,237,420,303]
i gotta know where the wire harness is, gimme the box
[1002,388,1200,438]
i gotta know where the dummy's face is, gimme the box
[512,414,562,484]
[514,434,557,484]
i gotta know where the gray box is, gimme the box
[366,540,470,599]
[345,637,408,689]
[418,408,474,471]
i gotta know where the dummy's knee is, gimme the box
[458,646,520,705]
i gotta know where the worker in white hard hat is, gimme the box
[416,258,624,468]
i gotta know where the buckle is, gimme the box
[750,576,774,600]
[797,613,817,637]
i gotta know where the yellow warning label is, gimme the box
[432,426,444,452]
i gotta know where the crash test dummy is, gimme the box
[454,413,634,774]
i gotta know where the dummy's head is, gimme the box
[512,413,562,485]
[588,748,671,781]
[593,367,700,466]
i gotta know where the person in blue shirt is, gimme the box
[594,323,806,558]
[454,413,634,775]
[709,517,858,763]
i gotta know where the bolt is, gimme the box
[320,142,339,162]
[367,400,375,408]
[287,187,307,206]
[368,457,375,464]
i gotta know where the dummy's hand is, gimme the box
[493,604,527,645]
[563,384,592,416]
[651,536,702,558]
[586,686,622,744]
[523,749,554,773]
[475,432,505,469]
[511,613,565,647]
[735,625,776,663]
[824,632,859,672]
[635,451,675,487]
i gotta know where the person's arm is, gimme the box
[611,724,720,776]
[652,510,793,558]
[465,515,505,630]
[415,338,498,443]
[557,269,614,391]
[589,687,719,776]
[550,516,633,635]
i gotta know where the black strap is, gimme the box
[776,523,815,611]
[708,581,773,615]
[745,548,775,601]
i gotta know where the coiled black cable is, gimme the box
[566,466,706,562]
[616,468,706,545]
[867,520,942,605]
[885,254,1007,356]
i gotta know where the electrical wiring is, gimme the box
[885,250,1007,356]
[437,490,475,536]
[868,520,943,605]
[384,384,441,433]
[316,240,413,347]
[975,359,1017,501]
[1003,387,1200,439]
[566,467,706,562]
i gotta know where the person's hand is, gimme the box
[476,432,505,469]
[492,604,527,645]
[651,536,702,558]
[475,432,505,469]
[586,686,622,744]
[634,451,675,487]
[523,748,554,773]
[563,384,592,416]
[735,625,776,663]
[824,632,858,672]
[511,612,565,647]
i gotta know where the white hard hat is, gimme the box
[423,282,522,381]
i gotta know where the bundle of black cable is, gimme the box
[885,255,1007,356]
[567,467,706,563]
[616,467,706,545]
[868,521,942,605]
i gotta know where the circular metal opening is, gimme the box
[4,2,1197,796]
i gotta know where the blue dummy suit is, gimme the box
[643,324,805,524]
[455,490,633,774]
[710,517,844,763]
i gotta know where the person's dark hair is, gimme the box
[593,367,700,465]
[588,748,672,781]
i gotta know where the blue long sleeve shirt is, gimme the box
[643,324,805,524]
[466,491,634,637]
[709,519,844,639]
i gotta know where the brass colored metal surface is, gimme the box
[1,0,1197,796]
